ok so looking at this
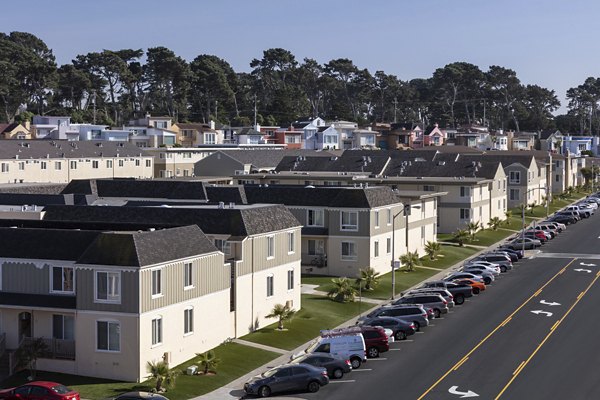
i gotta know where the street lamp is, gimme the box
[391,203,422,299]
[521,187,548,254]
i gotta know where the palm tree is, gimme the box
[399,251,420,272]
[195,350,221,375]
[327,277,357,302]
[424,241,441,260]
[528,202,537,215]
[488,217,502,231]
[453,229,470,247]
[16,338,48,380]
[466,221,481,241]
[147,360,180,392]
[355,267,380,291]
[265,303,296,330]
[504,210,513,225]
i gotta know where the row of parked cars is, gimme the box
[243,195,600,398]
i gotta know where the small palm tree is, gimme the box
[265,303,296,330]
[16,338,48,380]
[327,277,357,302]
[504,210,513,225]
[466,221,481,241]
[453,229,470,247]
[488,217,502,231]
[147,360,180,392]
[355,267,380,291]
[399,250,420,272]
[196,350,221,375]
[424,241,441,260]
[528,202,537,215]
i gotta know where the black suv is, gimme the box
[419,280,473,305]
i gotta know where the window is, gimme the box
[118,160,124,167]
[152,317,162,346]
[184,308,194,335]
[421,226,426,239]
[18,162,24,170]
[341,211,358,231]
[288,232,295,253]
[460,186,471,197]
[287,269,294,290]
[1,163,8,173]
[97,321,120,352]
[41,162,46,170]
[106,160,113,168]
[135,159,140,166]
[267,275,274,297]
[308,239,324,255]
[96,271,120,303]
[509,171,521,184]
[205,133,216,144]
[374,240,379,257]
[341,241,357,260]
[556,174,559,182]
[267,235,275,258]
[423,185,435,191]
[152,269,162,297]
[387,237,392,254]
[214,239,230,254]
[53,314,74,340]
[92,160,99,169]
[146,159,151,167]
[374,211,380,228]
[70,161,77,169]
[460,209,471,220]
[54,162,61,170]
[387,209,392,225]
[307,209,324,226]
[184,262,193,288]
[51,266,74,293]
[509,188,520,201]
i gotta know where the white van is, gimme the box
[293,329,367,369]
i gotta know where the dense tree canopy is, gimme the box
[0,30,589,134]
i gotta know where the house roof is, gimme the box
[205,185,248,204]
[0,123,26,134]
[61,179,209,200]
[0,193,78,206]
[217,149,333,170]
[0,140,150,160]
[244,185,402,208]
[174,123,216,133]
[383,157,502,180]
[275,155,389,174]
[42,204,300,236]
[0,292,76,309]
[77,225,217,267]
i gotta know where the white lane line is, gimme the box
[351,368,372,372]
[389,348,401,351]
[367,358,388,361]
[329,380,355,383]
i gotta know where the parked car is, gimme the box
[0,382,80,400]
[458,267,495,284]
[392,293,449,318]
[566,205,592,217]
[419,280,473,305]
[556,210,581,221]
[244,363,329,397]
[453,278,486,294]
[547,214,577,225]
[290,353,351,379]
[358,304,430,331]
[360,316,416,340]
[525,228,552,240]
[541,221,566,232]
[473,254,513,270]
[443,271,485,284]
[496,246,524,259]
[114,393,169,400]
[401,288,455,308]
[357,326,390,358]
[534,224,559,237]
[507,237,541,250]
[294,329,366,369]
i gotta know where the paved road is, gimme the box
[278,213,600,400]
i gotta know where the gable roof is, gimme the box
[275,155,389,174]
[217,150,333,170]
[0,140,149,160]
[61,179,209,200]
[205,185,247,204]
[383,157,500,180]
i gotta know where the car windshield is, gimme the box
[51,385,72,395]
[262,367,280,378]
[305,339,320,353]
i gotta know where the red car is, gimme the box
[0,382,79,400]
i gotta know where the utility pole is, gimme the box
[393,98,398,123]
[92,90,97,124]
[253,94,257,128]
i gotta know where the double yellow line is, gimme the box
[417,258,577,400]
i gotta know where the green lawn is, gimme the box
[1,343,279,400]
[419,244,480,269]
[241,294,373,351]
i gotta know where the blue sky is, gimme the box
[4,0,600,113]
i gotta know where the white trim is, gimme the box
[95,319,121,353]
[151,315,163,347]
[49,266,75,295]
[94,270,122,304]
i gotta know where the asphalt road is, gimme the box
[284,212,600,400]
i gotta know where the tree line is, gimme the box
[0,31,597,134]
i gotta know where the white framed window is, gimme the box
[387,209,392,225]
[386,237,392,254]
[341,241,357,260]
[118,159,124,167]
[288,232,295,254]
[184,262,193,288]
[92,160,99,169]
[152,269,162,297]
[287,269,294,291]
[95,271,120,303]
[70,161,77,169]
[307,209,324,227]
[205,133,216,144]
[51,266,74,294]
[341,211,358,231]
[374,240,379,257]
[460,186,471,197]
[146,159,151,167]
[18,162,24,170]
[151,316,162,346]
[267,275,274,297]
[135,159,140,166]
[214,239,230,255]
[267,235,275,259]
[1,163,8,173]
[106,160,113,168]
[423,185,435,191]
[41,162,47,170]
[308,239,324,255]
[460,208,471,220]
[374,211,380,228]
[97,320,120,352]
[509,171,521,184]
[53,314,74,340]
[184,308,194,335]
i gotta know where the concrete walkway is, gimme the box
[232,339,288,355]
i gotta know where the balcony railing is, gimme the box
[22,337,75,360]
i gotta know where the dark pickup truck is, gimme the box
[418,280,473,305]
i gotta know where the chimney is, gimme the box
[210,120,216,130]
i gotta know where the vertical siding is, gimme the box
[76,269,139,313]
[141,253,230,313]
[2,262,49,294]
[237,227,302,276]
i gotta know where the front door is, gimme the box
[18,312,32,340]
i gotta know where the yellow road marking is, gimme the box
[513,361,525,376]
[453,356,469,371]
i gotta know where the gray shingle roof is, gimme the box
[0,292,76,309]
[219,150,334,170]
[0,227,100,260]
[383,158,500,179]
[61,179,209,200]
[205,185,247,204]
[0,140,150,160]
[275,155,389,174]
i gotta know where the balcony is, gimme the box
[21,337,76,360]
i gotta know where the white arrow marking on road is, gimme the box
[574,269,592,273]
[531,310,553,317]
[540,300,561,306]
[580,262,596,267]
[449,386,479,398]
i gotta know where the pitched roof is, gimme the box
[0,123,23,134]
[383,158,500,179]
[244,185,402,208]
[0,140,150,160]
[77,225,217,267]
[218,150,333,170]
[205,185,248,204]
[0,227,100,260]
[61,179,209,200]
[275,155,389,174]
[0,193,77,206]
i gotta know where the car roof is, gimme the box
[26,382,68,389]
[116,393,168,400]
